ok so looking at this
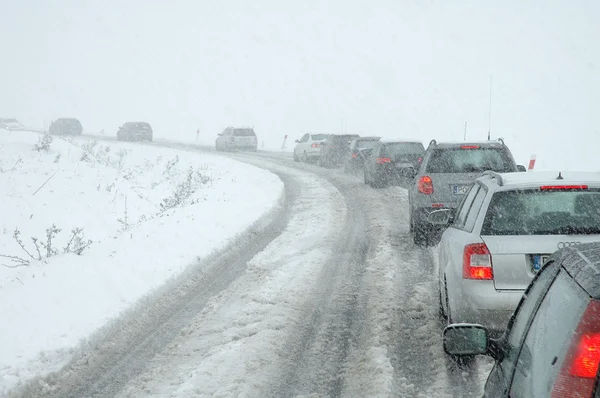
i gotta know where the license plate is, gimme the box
[532,254,550,272]
[452,185,470,194]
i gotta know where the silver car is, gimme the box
[409,138,526,245]
[430,170,600,331]
[215,127,258,152]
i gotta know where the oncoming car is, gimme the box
[215,127,258,152]
[0,118,25,131]
[430,171,600,332]
[444,241,600,397]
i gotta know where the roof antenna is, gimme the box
[557,172,564,180]
[487,75,492,141]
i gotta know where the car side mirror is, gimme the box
[295,139,299,143]
[427,209,453,225]
[443,324,489,356]
[517,165,527,172]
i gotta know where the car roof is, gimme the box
[552,242,600,300]
[353,136,381,141]
[479,170,600,189]
[429,140,506,149]
[379,138,423,145]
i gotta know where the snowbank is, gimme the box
[0,130,283,394]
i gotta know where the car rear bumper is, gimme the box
[452,280,524,331]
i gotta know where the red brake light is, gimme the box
[376,157,392,164]
[418,157,423,163]
[351,153,358,158]
[462,243,493,280]
[418,176,433,195]
[552,300,600,397]
[540,185,588,191]
[311,143,320,148]
[460,145,480,149]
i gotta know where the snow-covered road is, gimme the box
[14,142,493,397]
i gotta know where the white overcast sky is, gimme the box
[1,0,599,165]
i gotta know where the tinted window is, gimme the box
[310,134,328,140]
[496,261,560,385]
[233,129,255,136]
[355,139,380,150]
[481,189,600,236]
[426,148,516,173]
[383,143,424,157]
[510,271,589,397]
[453,184,480,228]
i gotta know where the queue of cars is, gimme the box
[293,132,600,393]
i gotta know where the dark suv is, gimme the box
[444,241,600,397]
[49,118,83,135]
[117,122,153,142]
[318,134,360,168]
[363,140,425,188]
[409,138,525,245]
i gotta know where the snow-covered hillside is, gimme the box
[0,130,283,394]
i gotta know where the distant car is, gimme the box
[49,118,83,135]
[117,122,153,142]
[430,170,600,332]
[0,118,25,131]
[409,138,526,245]
[363,140,425,187]
[293,133,329,163]
[344,137,381,172]
[215,127,258,152]
[318,134,360,168]
[444,241,600,397]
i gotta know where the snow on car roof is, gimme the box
[485,171,600,188]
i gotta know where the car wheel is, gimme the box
[302,152,309,163]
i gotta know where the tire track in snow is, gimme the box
[10,170,298,398]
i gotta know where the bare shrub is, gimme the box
[33,134,53,152]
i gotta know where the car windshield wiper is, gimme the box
[530,226,600,235]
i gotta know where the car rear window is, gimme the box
[481,189,600,235]
[310,134,328,140]
[426,147,515,173]
[356,139,380,150]
[233,129,256,137]
[383,142,424,157]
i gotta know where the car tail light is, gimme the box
[311,143,320,148]
[462,243,493,280]
[418,157,423,163]
[418,176,433,195]
[540,185,588,191]
[376,157,392,164]
[552,300,600,398]
[351,152,358,159]
[460,145,480,149]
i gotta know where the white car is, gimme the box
[293,133,329,162]
[215,127,258,152]
[0,118,24,131]
[429,170,600,332]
